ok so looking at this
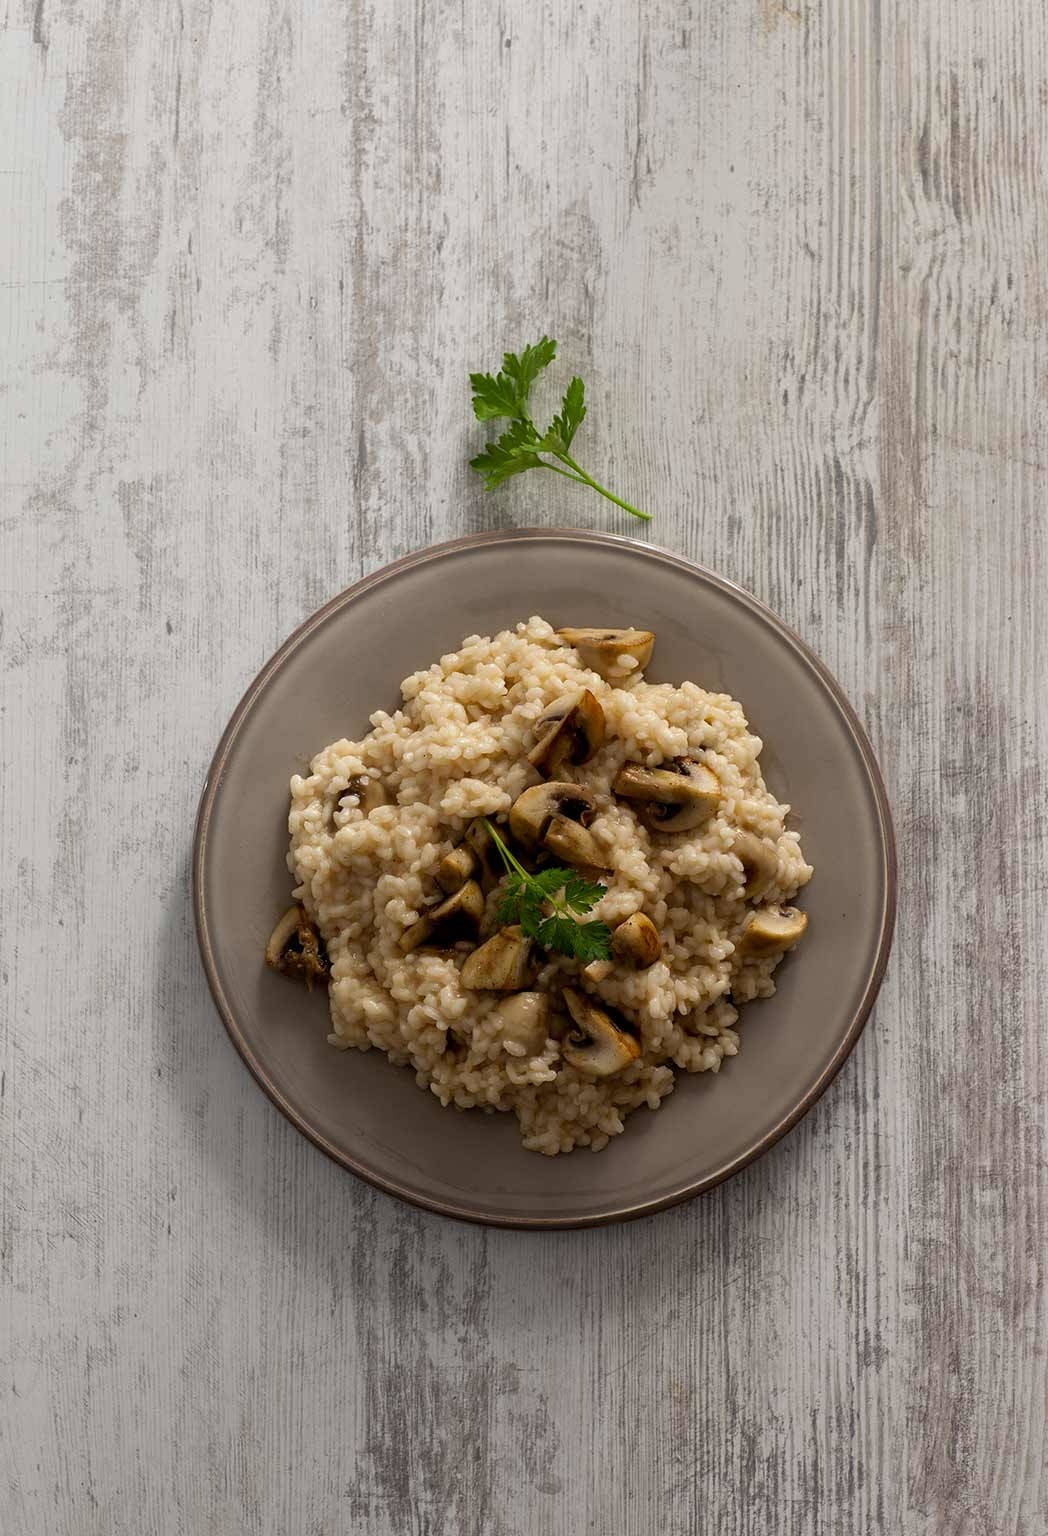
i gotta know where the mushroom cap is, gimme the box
[556,627,655,680]
[733,830,779,899]
[560,989,641,1078]
[610,912,662,968]
[739,906,808,955]
[398,879,485,954]
[265,905,329,989]
[527,690,606,776]
[488,992,550,1056]
[613,758,722,833]
[460,926,534,990]
[508,782,605,867]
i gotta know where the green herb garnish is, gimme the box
[469,338,652,522]
[482,819,613,964]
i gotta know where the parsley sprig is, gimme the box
[469,338,652,522]
[483,819,613,964]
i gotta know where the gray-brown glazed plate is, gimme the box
[193,529,895,1228]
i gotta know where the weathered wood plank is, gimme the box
[2,0,1045,1531]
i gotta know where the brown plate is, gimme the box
[193,529,896,1227]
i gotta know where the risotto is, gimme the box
[273,617,812,1155]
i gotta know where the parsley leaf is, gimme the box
[469,420,544,487]
[560,869,605,913]
[468,340,651,521]
[483,820,613,964]
[535,914,611,964]
[470,338,559,421]
[542,376,586,453]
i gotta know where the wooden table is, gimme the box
[3,2,1046,1530]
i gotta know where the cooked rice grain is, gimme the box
[287,616,812,1154]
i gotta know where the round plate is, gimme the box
[193,529,895,1228]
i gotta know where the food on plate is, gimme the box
[264,905,329,989]
[610,911,662,968]
[526,688,605,772]
[555,627,655,680]
[273,617,812,1154]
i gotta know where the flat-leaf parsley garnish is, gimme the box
[469,338,652,522]
[482,819,613,964]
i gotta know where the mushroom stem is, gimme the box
[460,927,534,990]
[435,844,477,894]
[610,912,662,968]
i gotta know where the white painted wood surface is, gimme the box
[2,0,1046,1529]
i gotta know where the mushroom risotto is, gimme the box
[269,617,813,1155]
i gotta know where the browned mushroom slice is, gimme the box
[556,627,655,680]
[398,880,485,954]
[508,782,608,869]
[613,758,721,833]
[464,817,507,889]
[434,817,511,895]
[527,690,606,776]
[560,989,641,1077]
[738,907,808,956]
[733,831,779,899]
[460,926,533,990]
[435,843,478,894]
[610,912,662,968]
[265,905,330,989]
[543,816,607,868]
[338,774,388,815]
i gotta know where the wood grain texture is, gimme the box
[2,1,1046,1531]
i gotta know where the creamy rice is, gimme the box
[287,617,812,1154]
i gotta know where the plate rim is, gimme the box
[192,527,897,1229]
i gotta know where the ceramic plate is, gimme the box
[193,529,895,1227]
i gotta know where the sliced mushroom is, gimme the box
[613,758,721,833]
[738,907,808,956]
[544,816,607,868]
[508,782,608,869]
[560,989,641,1078]
[398,880,485,954]
[489,992,550,1055]
[611,912,662,968]
[556,627,655,680]
[435,843,477,894]
[434,819,509,894]
[339,774,388,815]
[733,831,779,899]
[265,905,329,989]
[460,926,533,991]
[527,690,606,776]
[582,959,614,985]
